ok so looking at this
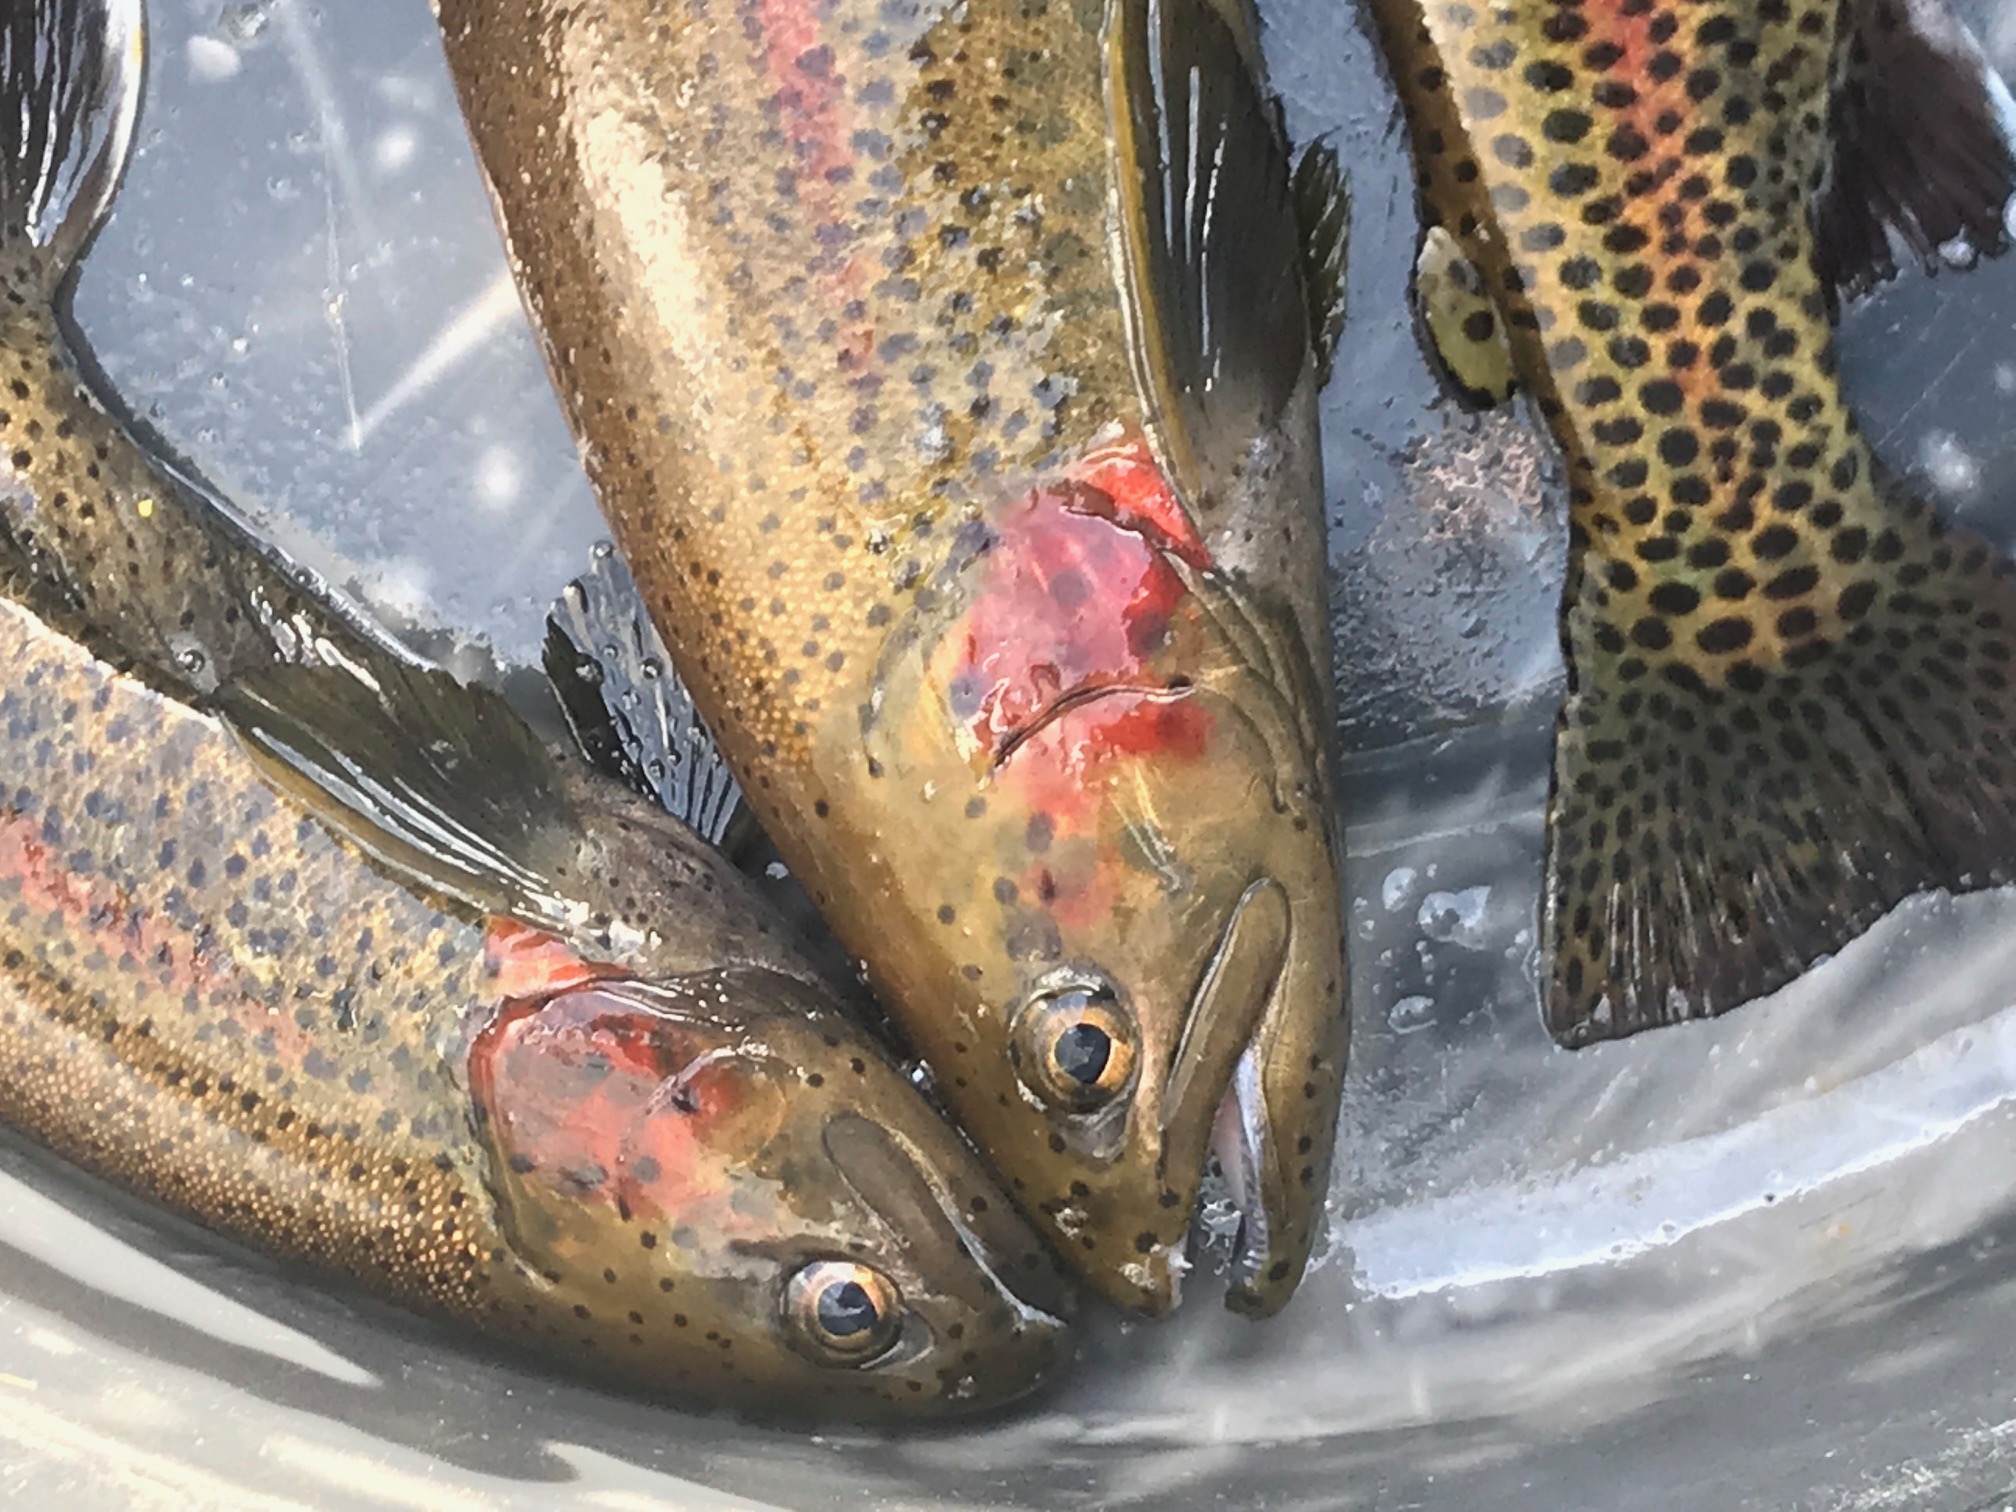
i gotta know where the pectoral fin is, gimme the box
[1291,138,1350,387]
[216,657,570,924]
[1108,0,1317,501]
[1413,227,1516,409]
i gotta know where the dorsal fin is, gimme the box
[541,544,742,847]
[0,0,143,285]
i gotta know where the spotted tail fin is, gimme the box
[1816,0,2016,303]
[1544,497,2016,1045]
[0,0,142,288]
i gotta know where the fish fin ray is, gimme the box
[542,544,742,847]
[1815,0,2016,303]
[1291,136,1350,387]
[1545,517,2016,1045]
[0,0,143,281]
[1109,0,1314,495]
[1413,227,1517,409]
[215,658,571,923]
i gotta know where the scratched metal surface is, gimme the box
[3,0,2016,1506]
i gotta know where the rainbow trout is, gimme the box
[0,0,1074,1417]
[0,586,1071,1416]
[1366,0,2016,1039]
[438,0,1351,1317]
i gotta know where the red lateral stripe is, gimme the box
[0,812,321,1069]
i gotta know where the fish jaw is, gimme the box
[1170,846,1350,1319]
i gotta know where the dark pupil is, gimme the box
[1054,1021,1112,1085]
[817,1279,878,1338]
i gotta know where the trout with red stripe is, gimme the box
[0,588,1070,1416]
[0,0,1074,1419]
[438,0,1351,1317]
[1369,0,2016,1039]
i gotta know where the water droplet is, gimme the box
[186,35,242,83]
[1417,886,1492,950]
[218,0,273,43]
[1388,995,1436,1034]
[1380,866,1418,913]
[1920,430,1981,498]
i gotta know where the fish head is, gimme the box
[852,437,1348,1317]
[466,967,1076,1418]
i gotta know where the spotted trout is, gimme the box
[1366,0,2016,1039]
[437,0,1352,1317]
[0,0,1074,1417]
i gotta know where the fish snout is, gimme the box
[1220,861,1348,1319]
[820,1112,1077,1410]
[1158,852,1348,1317]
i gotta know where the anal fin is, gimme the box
[1414,227,1516,409]
[1817,0,2016,302]
[542,543,742,847]
[1545,512,2016,1045]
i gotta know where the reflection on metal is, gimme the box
[351,274,522,448]
[0,1175,377,1389]
[262,1436,498,1512]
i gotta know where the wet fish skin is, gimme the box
[439,0,1349,1317]
[0,0,1075,1418]
[1367,0,2016,1036]
[0,535,1074,1417]
[0,0,839,995]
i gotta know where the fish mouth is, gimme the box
[1159,876,1292,1307]
[1209,1046,1272,1292]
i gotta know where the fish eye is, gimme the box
[1010,981,1139,1113]
[782,1260,903,1366]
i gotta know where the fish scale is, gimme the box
[0,595,509,1320]
[1369,0,2016,1037]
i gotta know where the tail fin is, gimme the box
[0,0,142,286]
[1816,0,2016,303]
[1545,495,2016,1045]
